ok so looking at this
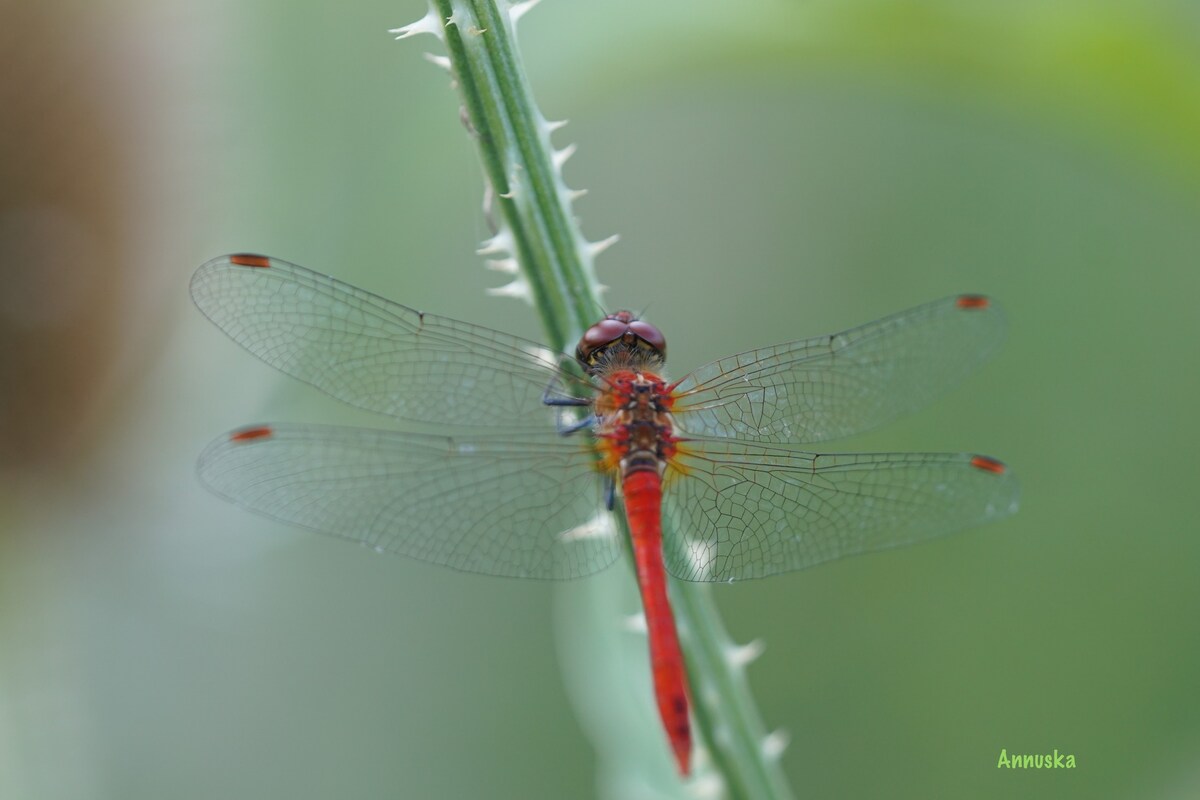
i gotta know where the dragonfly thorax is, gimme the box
[594,369,679,479]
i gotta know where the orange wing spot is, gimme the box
[970,455,1006,474]
[230,425,274,443]
[229,254,271,268]
[956,294,990,310]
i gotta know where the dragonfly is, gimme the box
[191,253,1019,775]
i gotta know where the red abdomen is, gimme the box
[623,468,692,774]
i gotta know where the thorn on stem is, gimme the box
[485,258,519,275]
[476,229,514,256]
[423,53,452,72]
[762,729,790,760]
[486,277,532,302]
[389,8,444,41]
[727,639,765,668]
[588,234,620,258]
[552,143,577,169]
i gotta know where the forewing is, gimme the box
[190,255,580,428]
[662,440,1019,582]
[198,424,617,580]
[671,295,1006,443]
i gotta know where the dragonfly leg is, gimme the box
[556,413,596,436]
[542,392,590,407]
[542,374,594,434]
[604,475,615,511]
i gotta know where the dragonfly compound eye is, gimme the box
[576,313,668,367]
[628,320,666,360]
[576,318,630,365]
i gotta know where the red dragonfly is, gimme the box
[192,254,1019,775]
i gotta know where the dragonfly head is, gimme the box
[576,310,667,373]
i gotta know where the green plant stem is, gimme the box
[434,0,595,351]
[674,582,795,798]
[427,2,794,796]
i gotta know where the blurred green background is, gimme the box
[3,1,1199,798]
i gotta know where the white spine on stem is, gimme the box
[423,53,452,72]
[390,5,444,41]
[552,143,577,170]
[588,234,620,259]
[762,729,790,761]
[486,275,531,301]
[727,639,765,669]
[477,228,515,256]
[485,258,520,275]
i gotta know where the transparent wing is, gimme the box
[197,423,617,580]
[190,255,582,428]
[662,440,1019,582]
[671,295,1006,443]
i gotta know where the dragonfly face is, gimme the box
[575,310,667,373]
[191,253,1020,775]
